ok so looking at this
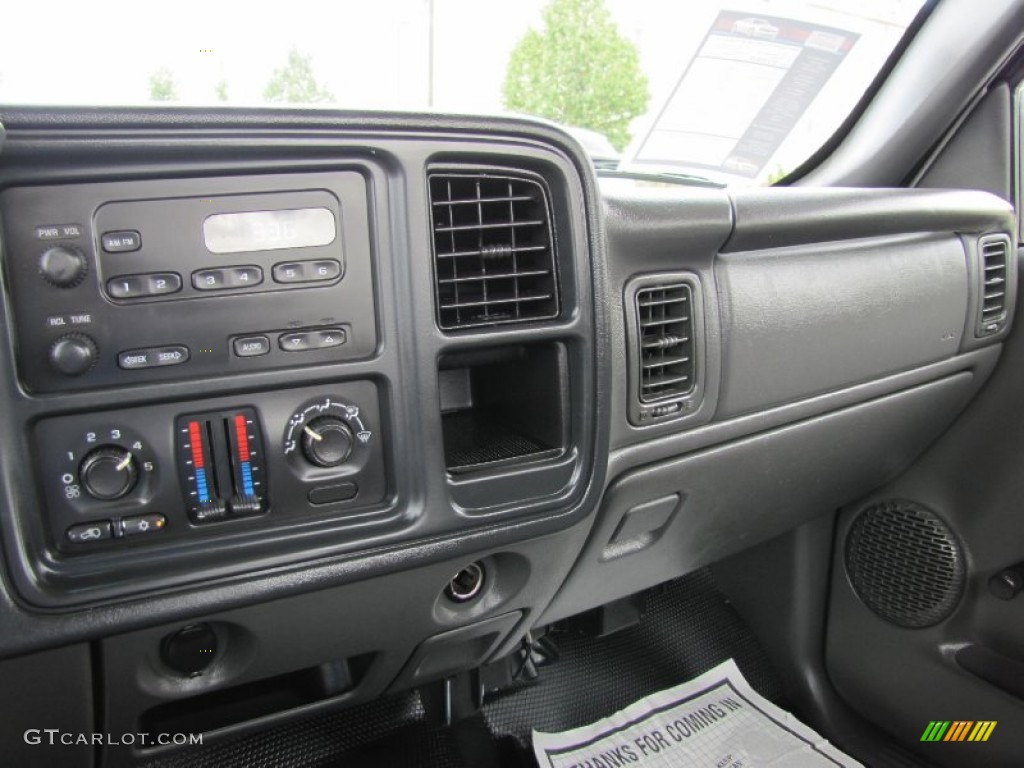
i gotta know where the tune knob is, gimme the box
[39,245,88,287]
[79,445,139,500]
[49,333,98,376]
[301,416,354,468]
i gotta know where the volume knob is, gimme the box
[49,334,98,376]
[301,416,354,468]
[39,245,88,288]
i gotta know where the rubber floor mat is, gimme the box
[483,569,786,751]
[142,569,782,768]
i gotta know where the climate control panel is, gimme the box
[34,381,387,554]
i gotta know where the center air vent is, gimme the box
[636,283,695,403]
[977,234,1011,336]
[429,173,559,330]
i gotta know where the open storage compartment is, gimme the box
[438,342,569,473]
[138,654,374,739]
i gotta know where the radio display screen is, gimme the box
[203,208,336,253]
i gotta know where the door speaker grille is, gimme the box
[845,500,964,628]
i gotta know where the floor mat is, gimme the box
[483,569,786,751]
[141,569,782,768]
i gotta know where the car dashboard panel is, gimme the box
[0,108,1014,767]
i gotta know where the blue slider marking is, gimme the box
[241,462,254,496]
[196,467,210,503]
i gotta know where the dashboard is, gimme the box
[0,107,1015,767]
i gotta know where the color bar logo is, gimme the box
[921,721,996,742]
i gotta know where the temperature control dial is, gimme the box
[79,445,139,500]
[301,417,354,467]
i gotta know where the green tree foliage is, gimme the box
[263,48,335,104]
[766,165,789,185]
[148,68,178,102]
[503,0,649,150]
[215,78,229,102]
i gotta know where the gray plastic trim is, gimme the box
[716,233,969,418]
[543,371,983,625]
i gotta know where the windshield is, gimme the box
[0,0,927,185]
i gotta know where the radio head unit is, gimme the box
[1,171,377,392]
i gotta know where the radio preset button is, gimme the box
[101,230,142,253]
[272,262,308,283]
[118,345,190,370]
[107,272,182,299]
[225,266,263,288]
[272,259,341,284]
[193,266,263,290]
[233,335,271,357]
[146,272,182,296]
[107,275,146,299]
[66,521,113,544]
[310,260,342,281]
[192,268,227,290]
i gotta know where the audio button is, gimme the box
[233,335,271,357]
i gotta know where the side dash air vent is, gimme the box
[978,234,1011,336]
[429,173,559,330]
[636,283,695,402]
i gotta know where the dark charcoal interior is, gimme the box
[4,2,1024,766]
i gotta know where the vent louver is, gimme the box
[636,284,695,402]
[429,173,559,330]
[978,234,1010,335]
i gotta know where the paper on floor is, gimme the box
[532,659,862,768]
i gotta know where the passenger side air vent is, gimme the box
[977,234,1010,336]
[429,173,559,330]
[636,283,695,402]
[626,273,706,426]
